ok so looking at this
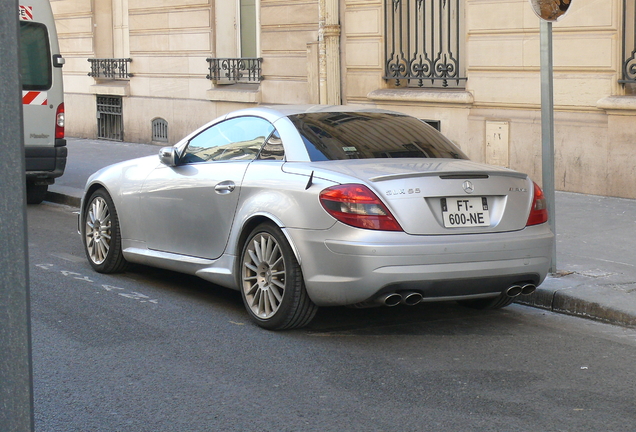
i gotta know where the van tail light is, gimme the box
[319,184,403,231]
[526,182,549,226]
[55,102,65,139]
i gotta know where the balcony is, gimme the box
[206,58,263,84]
[88,58,133,80]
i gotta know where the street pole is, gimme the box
[0,0,35,430]
[540,20,558,274]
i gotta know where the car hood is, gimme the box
[85,155,161,194]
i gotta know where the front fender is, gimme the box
[81,156,161,241]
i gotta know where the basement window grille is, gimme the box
[96,95,123,141]
[424,119,441,131]
[152,118,169,143]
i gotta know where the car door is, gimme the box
[139,116,275,259]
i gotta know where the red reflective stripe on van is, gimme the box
[19,5,33,21]
[22,91,48,105]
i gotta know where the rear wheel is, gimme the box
[458,293,516,310]
[240,222,317,330]
[26,183,48,204]
[82,189,128,273]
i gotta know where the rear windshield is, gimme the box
[287,112,468,161]
[20,21,52,91]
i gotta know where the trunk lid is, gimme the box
[300,159,535,235]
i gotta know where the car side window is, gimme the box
[182,116,275,164]
[257,131,285,161]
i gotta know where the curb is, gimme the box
[46,190,81,208]
[517,279,636,329]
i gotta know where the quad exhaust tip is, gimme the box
[506,283,537,298]
[506,285,523,297]
[374,282,537,307]
[400,291,423,306]
[378,293,403,307]
[521,283,537,295]
[376,291,423,307]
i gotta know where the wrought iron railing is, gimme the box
[621,0,636,84]
[206,58,263,84]
[88,58,133,79]
[384,0,466,88]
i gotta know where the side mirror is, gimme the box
[159,146,178,167]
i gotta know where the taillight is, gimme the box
[527,182,549,226]
[55,103,65,139]
[319,184,403,231]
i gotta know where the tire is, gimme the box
[240,222,318,330]
[82,188,128,273]
[26,183,48,205]
[458,293,516,310]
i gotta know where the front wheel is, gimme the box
[82,188,128,273]
[240,222,318,330]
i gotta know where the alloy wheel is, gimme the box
[85,196,112,265]
[242,232,286,319]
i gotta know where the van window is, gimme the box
[20,21,52,91]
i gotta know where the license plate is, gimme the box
[441,197,490,228]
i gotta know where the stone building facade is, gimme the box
[51,0,636,198]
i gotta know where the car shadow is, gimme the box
[121,264,524,336]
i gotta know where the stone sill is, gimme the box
[206,84,261,104]
[597,96,636,115]
[368,88,474,106]
[89,81,130,96]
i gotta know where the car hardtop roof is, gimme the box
[224,104,407,123]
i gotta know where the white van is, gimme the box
[19,0,66,204]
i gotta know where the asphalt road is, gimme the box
[28,202,636,432]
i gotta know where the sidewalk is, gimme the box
[47,138,636,328]
[47,138,160,207]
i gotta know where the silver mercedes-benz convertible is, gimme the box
[79,105,554,329]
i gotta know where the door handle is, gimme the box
[214,181,235,194]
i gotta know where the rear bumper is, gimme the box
[25,139,67,182]
[286,223,554,306]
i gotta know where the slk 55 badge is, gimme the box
[386,188,420,196]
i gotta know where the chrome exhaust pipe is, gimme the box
[505,285,523,298]
[400,291,423,306]
[521,284,537,295]
[376,293,402,307]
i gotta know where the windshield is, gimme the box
[288,112,468,161]
[20,21,52,91]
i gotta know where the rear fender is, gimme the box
[230,212,303,287]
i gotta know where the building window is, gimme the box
[384,0,466,88]
[207,0,261,84]
[97,96,123,141]
[240,0,258,58]
[622,0,636,84]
